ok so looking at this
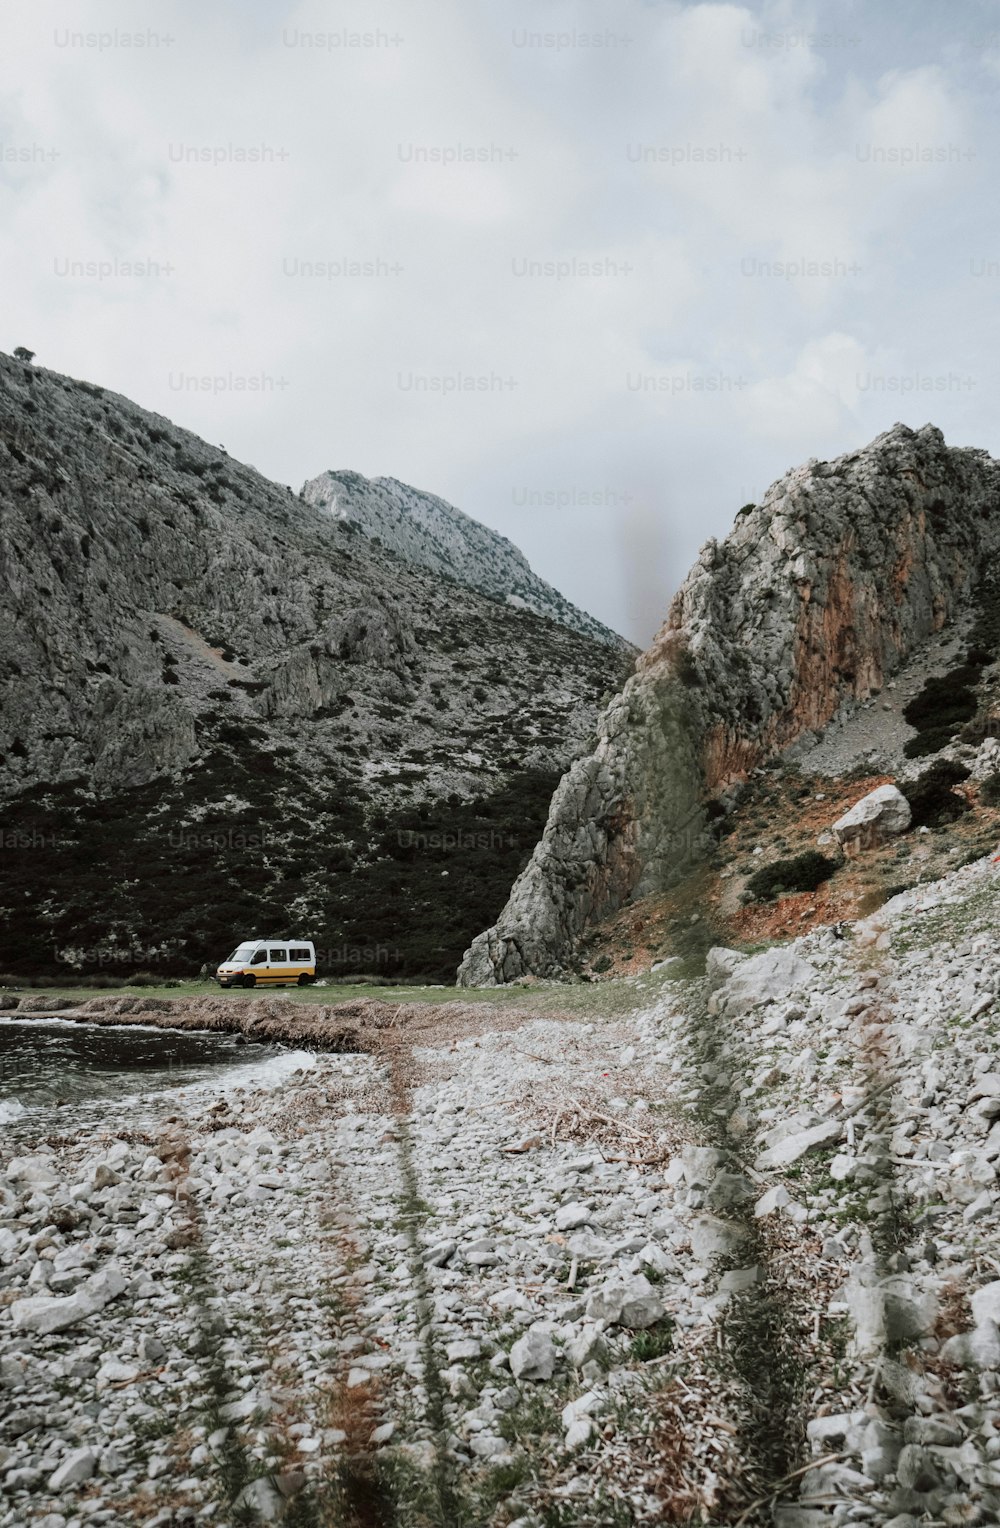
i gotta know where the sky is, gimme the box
[3,0,999,645]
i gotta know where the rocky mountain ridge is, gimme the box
[0,352,628,980]
[302,468,624,649]
[459,423,1000,985]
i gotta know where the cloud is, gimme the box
[1,0,996,642]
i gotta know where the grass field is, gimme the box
[0,966,688,1021]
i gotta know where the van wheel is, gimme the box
[297,973,313,986]
[242,974,256,989]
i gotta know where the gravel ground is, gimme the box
[5,851,1000,1525]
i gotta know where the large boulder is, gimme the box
[832,783,911,854]
[705,946,747,985]
[10,1263,127,1335]
[712,945,818,1018]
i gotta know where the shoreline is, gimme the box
[0,992,549,1057]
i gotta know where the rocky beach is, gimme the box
[4,842,1000,1526]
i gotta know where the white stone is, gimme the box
[585,1273,664,1329]
[469,1433,509,1458]
[234,1477,285,1523]
[717,946,819,1017]
[464,1238,499,1267]
[561,1390,604,1430]
[48,1448,97,1491]
[10,1263,127,1336]
[445,1339,481,1363]
[972,736,1000,780]
[554,1202,592,1232]
[970,1280,1000,1328]
[97,1360,139,1389]
[565,1417,594,1447]
[832,784,911,854]
[844,1268,937,1357]
[754,1184,791,1218]
[706,946,747,983]
[566,1324,606,1368]
[754,1119,843,1171]
[5,1155,60,1189]
[689,1216,749,1261]
[964,1189,994,1221]
[509,1328,557,1381]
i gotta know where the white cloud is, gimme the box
[739,331,871,442]
[1,0,996,641]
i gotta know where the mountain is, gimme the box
[0,352,630,982]
[459,423,1000,984]
[301,468,624,648]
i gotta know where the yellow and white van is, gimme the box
[216,939,316,989]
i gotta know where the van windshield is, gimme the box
[227,942,257,962]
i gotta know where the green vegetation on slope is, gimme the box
[0,721,562,984]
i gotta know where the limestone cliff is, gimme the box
[457,423,1000,984]
[302,469,624,649]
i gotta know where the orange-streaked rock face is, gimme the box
[459,423,1000,986]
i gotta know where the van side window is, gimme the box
[250,948,267,965]
[269,948,287,963]
[289,947,310,961]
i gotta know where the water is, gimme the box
[0,1017,314,1131]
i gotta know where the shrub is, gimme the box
[675,650,701,687]
[747,851,838,902]
[903,666,980,757]
[630,1319,675,1362]
[980,773,1000,808]
[969,568,1000,659]
[902,759,971,828]
[904,725,960,759]
[959,715,1000,746]
[904,668,980,730]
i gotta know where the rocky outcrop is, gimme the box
[302,469,625,648]
[459,423,1000,984]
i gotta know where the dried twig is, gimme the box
[564,1096,657,1143]
[732,1451,848,1527]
